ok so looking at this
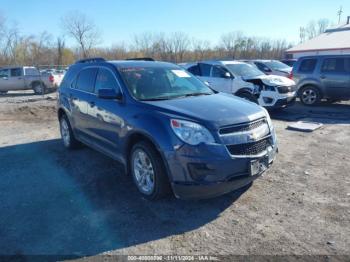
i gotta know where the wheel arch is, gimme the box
[124,131,171,180]
[298,83,323,99]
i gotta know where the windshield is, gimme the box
[264,61,290,70]
[118,66,214,101]
[225,63,263,78]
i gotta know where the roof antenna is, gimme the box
[337,6,343,24]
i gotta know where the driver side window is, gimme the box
[211,66,230,78]
[0,69,9,78]
[95,68,120,94]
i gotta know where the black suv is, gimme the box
[292,55,350,105]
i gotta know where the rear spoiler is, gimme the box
[75,57,106,64]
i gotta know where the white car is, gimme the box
[181,60,297,109]
[245,60,292,78]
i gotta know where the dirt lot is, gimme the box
[0,91,349,259]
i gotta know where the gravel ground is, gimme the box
[0,91,349,259]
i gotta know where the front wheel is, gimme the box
[130,141,170,200]
[299,86,321,106]
[236,91,258,104]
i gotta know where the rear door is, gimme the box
[69,67,98,140]
[320,57,350,99]
[8,68,25,90]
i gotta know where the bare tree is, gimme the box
[56,37,65,65]
[61,11,101,58]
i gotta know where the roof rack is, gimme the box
[75,57,106,64]
[126,57,155,61]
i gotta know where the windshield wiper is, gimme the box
[183,92,212,97]
[139,97,170,101]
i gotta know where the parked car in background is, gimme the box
[182,60,297,109]
[280,59,297,67]
[58,58,277,200]
[41,71,64,89]
[245,60,292,78]
[0,66,47,94]
[292,55,350,105]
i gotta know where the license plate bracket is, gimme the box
[250,156,268,176]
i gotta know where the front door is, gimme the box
[8,68,25,90]
[86,67,124,159]
[0,69,10,91]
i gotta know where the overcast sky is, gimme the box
[0,0,349,47]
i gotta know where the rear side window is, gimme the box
[187,65,201,76]
[10,68,22,77]
[298,59,317,73]
[95,68,120,94]
[321,58,345,73]
[198,63,212,77]
[76,68,98,93]
[25,68,40,76]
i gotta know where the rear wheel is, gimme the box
[236,91,258,104]
[299,85,321,106]
[33,82,45,95]
[130,141,171,200]
[59,114,80,149]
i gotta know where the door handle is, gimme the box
[320,75,326,79]
[17,77,22,80]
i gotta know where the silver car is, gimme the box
[292,55,350,105]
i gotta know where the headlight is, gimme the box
[262,108,273,129]
[263,85,276,92]
[170,119,215,145]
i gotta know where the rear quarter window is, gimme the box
[298,59,317,73]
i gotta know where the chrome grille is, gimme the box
[277,85,297,94]
[219,118,266,135]
[219,117,272,157]
[227,137,271,156]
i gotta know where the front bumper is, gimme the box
[165,140,277,200]
[258,91,296,108]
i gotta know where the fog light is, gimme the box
[263,97,274,104]
[187,163,212,181]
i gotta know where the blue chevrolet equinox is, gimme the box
[57,58,277,200]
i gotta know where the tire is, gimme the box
[130,141,171,200]
[59,114,80,149]
[236,91,258,104]
[299,85,321,106]
[33,82,45,95]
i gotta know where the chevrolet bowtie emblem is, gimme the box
[248,132,259,142]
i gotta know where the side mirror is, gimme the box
[97,88,122,100]
[263,67,272,73]
[204,81,211,86]
[223,72,232,79]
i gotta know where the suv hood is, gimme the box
[144,93,266,129]
[244,74,295,86]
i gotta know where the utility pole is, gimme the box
[337,6,343,24]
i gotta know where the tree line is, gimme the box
[0,11,333,68]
